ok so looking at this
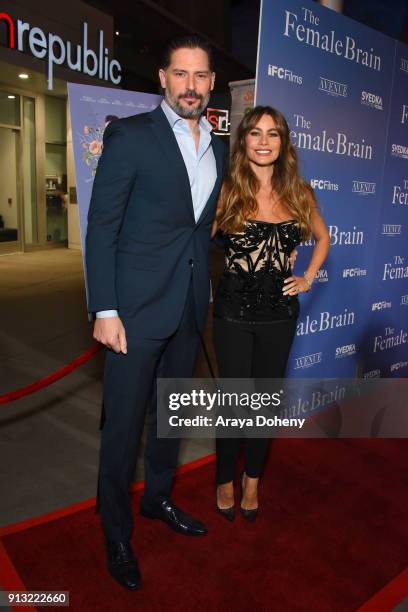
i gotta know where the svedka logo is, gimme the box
[294,352,322,369]
[335,344,356,358]
[382,224,402,236]
[343,267,367,278]
[361,91,383,110]
[401,58,408,74]
[267,65,302,84]
[319,77,347,97]
[402,105,408,124]
[352,181,376,195]
[391,144,408,159]
[363,369,381,379]
[296,308,355,336]
[0,12,122,89]
[315,269,328,283]
[310,178,339,191]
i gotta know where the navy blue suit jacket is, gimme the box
[85,105,226,338]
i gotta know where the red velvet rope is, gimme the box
[0,344,103,405]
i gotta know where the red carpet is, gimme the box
[1,439,408,611]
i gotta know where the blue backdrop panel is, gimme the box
[361,42,408,378]
[255,0,405,378]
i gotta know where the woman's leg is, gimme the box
[243,319,298,507]
[213,317,253,506]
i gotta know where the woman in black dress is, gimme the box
[212,106,330,521]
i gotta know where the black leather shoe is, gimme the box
[106,540,142,590]
[240,472,258,522]
[140,499,208,536]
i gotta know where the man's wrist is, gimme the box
[96,310,119,318]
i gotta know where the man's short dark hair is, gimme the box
[161,34,214,72]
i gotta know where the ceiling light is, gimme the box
[8,95,16,99]
[18,73,29,79]
[115,31,120,36]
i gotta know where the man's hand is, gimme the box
[93,317,127,354]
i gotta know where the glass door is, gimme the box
[0,91,22,251]
[0,125,21,250]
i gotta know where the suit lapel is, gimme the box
[148,105,195,222]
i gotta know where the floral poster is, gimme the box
[67,83,161,308]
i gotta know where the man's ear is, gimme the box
[159,68,166,89]
[210,72,216,91]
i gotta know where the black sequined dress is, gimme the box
[213,219,302,323]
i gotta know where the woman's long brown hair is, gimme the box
[217,106,316,239]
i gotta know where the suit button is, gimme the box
[189,258,194,266]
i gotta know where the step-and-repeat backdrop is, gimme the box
[255,0,408,378]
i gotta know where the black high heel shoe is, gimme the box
[216,485,235,522]
[240,471,258,522]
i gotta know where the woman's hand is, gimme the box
[288,248,298,269]
[282,275,311,296]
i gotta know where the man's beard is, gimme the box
[165,88,210,119]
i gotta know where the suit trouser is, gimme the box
[213,316,297,484]
[98,281,200,542]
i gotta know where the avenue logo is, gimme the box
[352,181,376,195]
[319,77,347,97]
[382,224,402,236]
[294,352,323,369]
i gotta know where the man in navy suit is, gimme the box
[85,35,226,590]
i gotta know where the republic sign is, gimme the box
[0,11,122,90]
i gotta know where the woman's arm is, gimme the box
[303,203,330,284]
[283,201,330,295]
